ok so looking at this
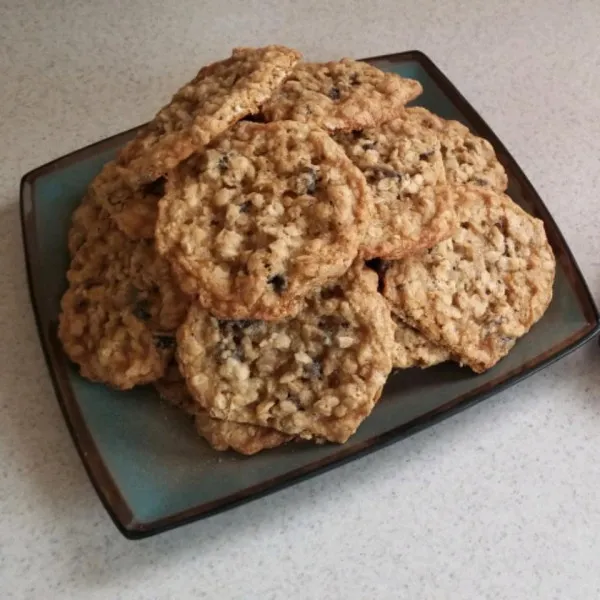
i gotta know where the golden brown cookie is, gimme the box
[117,45,301,184]
[67,193,112,256]
[403,107,508,192]
[87,161,165,240]
[176,266,394,443]
[58,216,189,389]
[155,364,292,455]
[390,313,450,369]
[383,185,555,373]
[156,120,370,320]
[334,119,457,259]
[263,59,422,131]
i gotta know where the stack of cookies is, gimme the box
[58,45,556,455]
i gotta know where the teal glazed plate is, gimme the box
[20,51,600,539]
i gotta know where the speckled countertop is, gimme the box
[1,1,600,598]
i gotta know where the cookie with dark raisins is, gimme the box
[155,363,292,455]
[58,212,188,389]
[156,120,371,320]
[333,118,457,259]
[401,107,508,192]
[176,265,394,443]
[116,45,301,185]
[263,58,422,130]
[87,161,166,240]
[383,186,555,373]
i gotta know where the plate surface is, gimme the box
[20,50,599,539]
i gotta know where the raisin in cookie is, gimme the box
[176,266,394,443]
[391,314,450,369]
[117,45,301,184]
[155,364,291,455]
[88,160,166,240]
[403,107,508,192]
[334,119,457,259]
[383,185,555,373]
[263,58,422,131]
[59,219,189,389]
[156,120,370,320]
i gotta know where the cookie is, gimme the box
[156,120,370,320]
[116,45,301,184]
[391,314,450,369]
[67,193,112,256]
[333,119,457,259]
[383,185,555,373]
[88,161,165,240]
[176,265,394,443]
[155,364,197,413]
[263,58,422,131]
[155,364,291,455]
[403,107,508,192]
[58,219,189,389]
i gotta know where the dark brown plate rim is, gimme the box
[20,49,600,539]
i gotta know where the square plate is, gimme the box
[20,50,600,539]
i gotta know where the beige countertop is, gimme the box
[1,0,599,598]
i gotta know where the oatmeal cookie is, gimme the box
[176,266,394,443]
[156,120,370,320]
[58,220,189,389]
[88,161,165,240]
[403,107,508,192]
[117,45,301,184]
[67,193,112,256]
[263,58,422,130]
[334,119,457,259]
[383,185,555,372]
[155,364,291,455]
[391,313,450,369]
